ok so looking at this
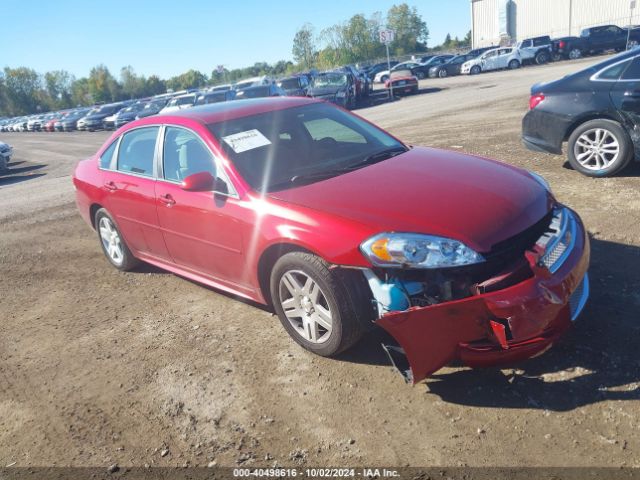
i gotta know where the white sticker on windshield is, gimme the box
[222,129,271,153]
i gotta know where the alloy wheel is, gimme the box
[278,270,333,344]
[569,48,582,59]
[99,216,124,266]
[573,128,620,171]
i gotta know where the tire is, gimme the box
[416,71,425,79]
[380,74,389,83]
[567,119,633,177]
[270,252,369,357]
[470,65,481,75]
[568,48,582,60]
[628,40,639,50]
[508,59,521,69]
[438,69,448,78]
[535,51,550,65]
[552,52,562,62]
[95,208,140,271]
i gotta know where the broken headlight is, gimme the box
[360,233,485,269]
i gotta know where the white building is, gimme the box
[471,0,639,47]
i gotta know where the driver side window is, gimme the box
[163,127,216,182]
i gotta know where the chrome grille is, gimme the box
[536,207,576,273]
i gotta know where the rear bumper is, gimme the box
[376,206,590,383]
[522,135,562,155]
[521,109,567,155]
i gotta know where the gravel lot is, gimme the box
[1,56,639,469]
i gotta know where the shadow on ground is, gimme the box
[0,163,46,186]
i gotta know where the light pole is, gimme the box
[627,0,637,50]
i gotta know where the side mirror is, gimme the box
[181,171,215,191]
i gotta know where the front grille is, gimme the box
[569,273,589,321]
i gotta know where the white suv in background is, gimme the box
[461,47,523,75]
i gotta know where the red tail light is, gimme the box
[529,93,545,110]
[559,40,566,49]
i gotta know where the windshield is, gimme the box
[238,86,270,98]
[279,78,300,89]
[312,73,347,88]
[207,103,406,192]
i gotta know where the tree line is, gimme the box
[0,3,468,117]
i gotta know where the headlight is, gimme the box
[528,170,551,192]
[336,91,346,98]
[360,233,485,269]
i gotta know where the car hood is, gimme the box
[308,86,344,96]
[268,147,553,253]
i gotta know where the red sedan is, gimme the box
[73,98,590,384]
[384,70,419,95]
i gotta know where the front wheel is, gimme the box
[438,69,448,78]
[627,40,639,50]
[270,252,367,356]
[380,75,389,83]
[470,65,481,75]
[416,71,425,79]
[95,208,140,271]
[567,119,633,177]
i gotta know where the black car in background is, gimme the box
[363,61,398,80]
[553,25,640,60]
[196,90,236,105]
[522,49,640,177]
[60,109,91,131]
[235,84,286,100]
[277,75,311,96]
[307,71,356,109]
[77,103,127,131]
[429,54,476,78]
[411,55,455,79]
[135,99,168,119]
[113,103,146,128]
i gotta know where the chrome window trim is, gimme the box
[158,124,239,199]
[589,55,640,82]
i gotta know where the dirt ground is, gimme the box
[1,56,639,469]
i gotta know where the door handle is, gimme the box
[159,193,176,206]
[104,181,117,191]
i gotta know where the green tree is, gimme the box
[387,3,429,54]
[87,65,119,103]
[292,24,317,69]
[2,67,42,115]
[43,70,74,109]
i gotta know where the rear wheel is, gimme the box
[95,208,140,271]
[568,48,582,60]
[567,119,633,177]
[380,74,389,83]
[628,40,639,50]
[438,69,448,78]
[270,252,368,356]
[508,59,521,69]
[535,51,550,64]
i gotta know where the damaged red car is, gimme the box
[384,69,419,96]
[73,97,590,383]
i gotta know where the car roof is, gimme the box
[158,97,319,125]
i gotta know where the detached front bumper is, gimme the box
[375,206,590,384]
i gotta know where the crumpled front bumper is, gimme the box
[375,207,590,384]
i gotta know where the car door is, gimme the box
[155,125,249,290]
[482,50,498,70]
[101,125,171,260]
[610,54,640,126]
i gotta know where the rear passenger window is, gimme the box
[99,140,118,169]
[597,60,632,80]
[117,127,159,177]
[622,56,640,80]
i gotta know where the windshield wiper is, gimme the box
[268,146,409,191]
